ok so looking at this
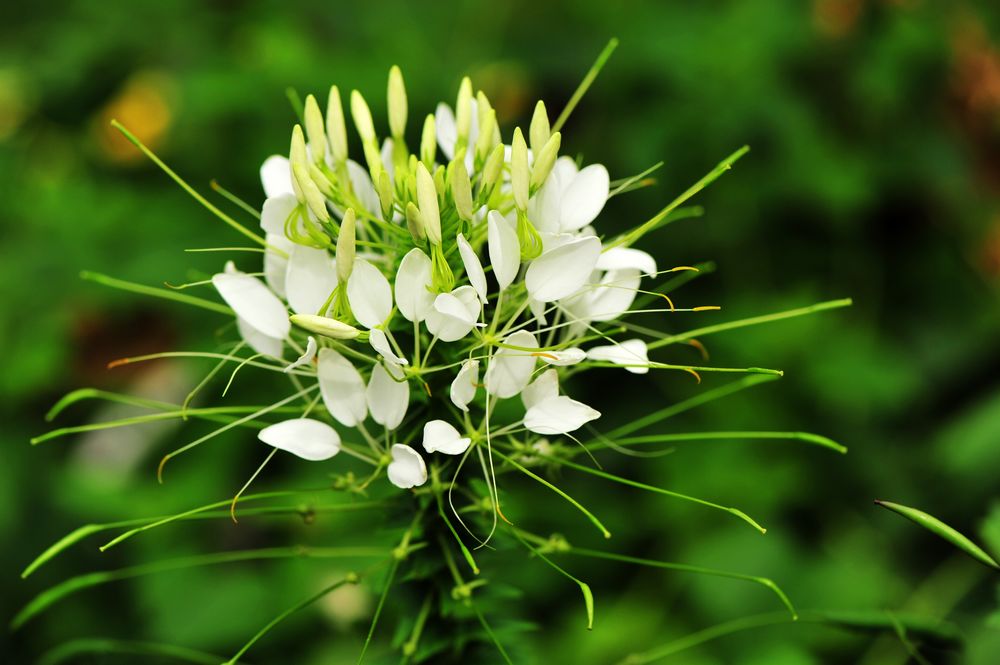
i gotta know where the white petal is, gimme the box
[263,233,293,298]
[261,194,298,235]
[387,444,427,489]
[258,418,340,461]
[525,396,601,435]
[318,348,368,426]
[540,347,586,366]
[424,286,479,342]
[433,292,478,325]
[260,155,294,198]
[527,298,548,325]
[485,330,538,399]
[595,247,657,277]
[586,269,641,322]
[487,210,520,291]
[347,259,392,329]
[366,362,409,429]
[212,270,290,340]
[422,419,471,455]
[525,236,601,303]
[369,328,408,365]
[456,233,488,304]
[379,139,395,180]
[586,339,650,374]
[435,103,457,159]
[236,317,283,358]
[522,369,559,411]
[286,244,338,316]
[550,156,579,193]
[527,177,563,234]
[347,160,381,216]
[560,164,610,231]
[450,359,479,412]
[395,248,435,323]
[284,336,317,373]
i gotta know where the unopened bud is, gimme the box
[416,163,441,245]
[290,314,361,340]
[326,85,348,164]
[405,201,425,242]
[455,77,473,151]
[529,100,550,155]
[511,127,529,210]
[292,162,330,222]
[303,94,327,163]
[420,114,436,168]
[336,208,356,283]
[387,66,407,138]
[350,90,376,144]
[530,131,560,192]
[289,125,308,201]
[479,143,505,202]
[475,108,498,165]
[449,160,474,222]
[377,170,394,221]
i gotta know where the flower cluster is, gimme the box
[218,67,665,493]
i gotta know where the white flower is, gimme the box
[487,210,519,291]
[258,418,340,461]
[525,235,602,303]
[368,328,408,365]
[286,244,338,316]
[485,330,538,398]
[213,262,289,356]
[387,444,427,489]
[284,336,317,373]
[366,361,409,429]
[538,347,586,366]
[528,157,609,233]
[394,248,435,323]
[260,155,294,198]
[424,286,480,342]
[422,419,472,455]
[586,339,650,374]
[450,359,479,411]
[521,369,600,435]
[347,258,393,329]
[456,233,488,304]
[435,99,478,171]
[595,247,657,277]
[317,348,368,426]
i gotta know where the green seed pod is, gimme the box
[875,500,1000,570]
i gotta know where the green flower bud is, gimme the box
[455,77,473,152]
[326,85,348,164]
[511,127,529,210]
[292,162,331,223]
[431,242,455,293]
[336,208,356,283]
[405,201,426,243]
[530,131,560,192]
[420,114,436,168]
[476,90,494,130]
[387,65,407,138]
[350,90,376,144]
[289,124,308,201]
[290,314,361,340]
[479,143,505,203]
[377,170,394,221]
[303,94,327,164]
[433,164,447,203]
[449,159,474,222]
[416,162,441,245]
[515,208,543,260]
[529,100,550,155]
[475,108,498,166]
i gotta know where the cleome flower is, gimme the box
[214,65,675,491]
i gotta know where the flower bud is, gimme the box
[454,77,473,151]
[475,108,497,165]
[377,169,394,221]
[511,127,529,210]
[303,94,327,164]
[289,124,308,201]
[516,208,543,260]
[405,201,426,243]
[416,162,442,245]
[449,160,474,222]
[433,164,447,202]
[290,314,361,340]
[529,100,550,155]
[350,90,376,144]
[387,65,407,138]
[476,90,494,130]
[336,208,356,283]
[326,85,348,164]
[292,162,331,223]
[420,114,436,168]
[479,143,505,202]
[530,131,560,192]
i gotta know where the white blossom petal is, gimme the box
[388,444,427,489]
[522,369,559,411]
[525,235,601,303]
[347,258,392,329]
[286,244,338,316]
[368,328,408,365]
[422,419,471,455]
[212,270,290,340]
[236,317,283,358]
[284,336,317,373]
[260,155,294,198]
[539,347,586,366]
[424,286,479,342]
[435,103,458,160]
[366,362,409,430]
[586,339,650,374]
[347,160,381,216]
[456,233,488,304]
[450,359,479,412]
[487,210,520,291]
[258,418,340,461]
[595,247,657,277]
[485,330,538,398]
[395,248,435,322]
[585,269,641,322]
[261,194,298,235]
[525,396,601,435]
[560,164,609,231]
[317,348,368,426]
[263,233,293,298]
[527,298,548,325]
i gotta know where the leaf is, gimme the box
[875,500,1000,570]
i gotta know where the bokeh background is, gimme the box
[3,0,1000,663]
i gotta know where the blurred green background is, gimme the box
[4,0,1000,663]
